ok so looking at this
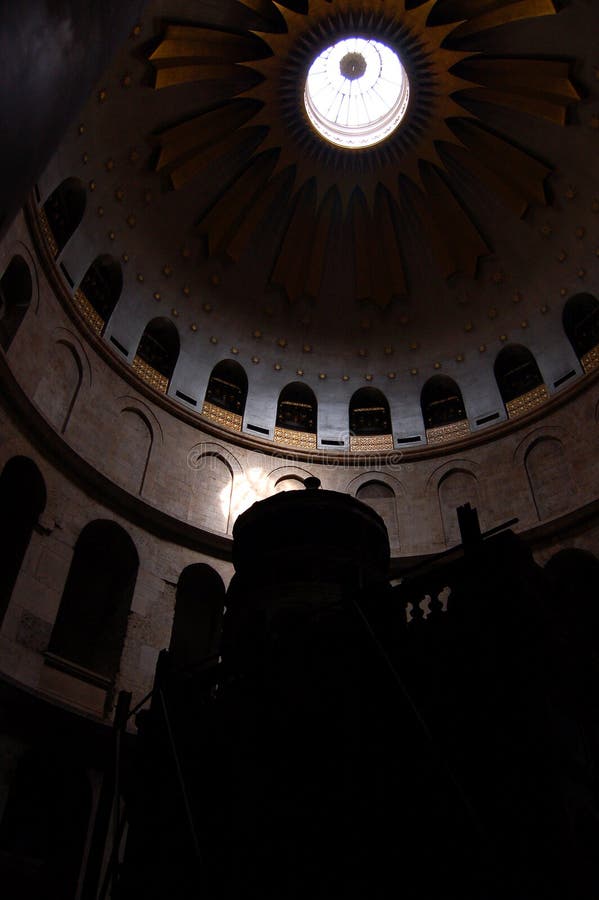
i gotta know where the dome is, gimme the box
[19,0,598,458]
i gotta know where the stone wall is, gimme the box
[1,208,599,721]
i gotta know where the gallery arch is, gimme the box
[133,318,180,393]
[494,344,546,418]
[41,178,86,257]
[0,255,32,351]
[203,359,248,431]
[349,388,392,451]
[76,254,122,335]
[275,382,318,449]
[562,293,599,372]
[421,376,469,444]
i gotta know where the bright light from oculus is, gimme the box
[304,37,410,149]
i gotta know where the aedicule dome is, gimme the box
[304,37,410,149]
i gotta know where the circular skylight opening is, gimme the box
[304,37,410,149]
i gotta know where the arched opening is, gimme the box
[0,458,46,627]
[203,359,248,431]
[275,382,317,450]
[356,481,394,499]
[349,387,392,451]
[33,339,83,434]
[133,317,180,393]
[0,750,91,899]
[75,254,122,335]
[421,376,468,444]
[563,293,599,372]
[356,480,399,546]
[189,452,234,534]
[112,409,153,496]
[0,255,32,351]
[48,520,138,682]
[41,178,86,257]
[438,469,481,546]
[525,437,575,521]
[494,344,546,418]
[169,564,226,671]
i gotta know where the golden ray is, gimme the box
[450,0,556,40]
[305,186,340,298]
[227,166,296,261]
[150,27,267,64]
[197,152,278,254]
[157,102,259,172]
[271,179,318,301]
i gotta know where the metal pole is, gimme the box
[110,691,131,898]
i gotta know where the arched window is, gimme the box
[0,751,91,898]
[41,178,86,257]
[48,520,138,682]
[133,317,180,393]
[275,382,317,449]
[75,254,122,335]
[494,344,546,418]
[0,255,32,351]
[0,457,46,627]
[170,564,226,671]
[421,376,468,444]
[349,387,392,450]
[203,359,248,431]
[563,293,599,372]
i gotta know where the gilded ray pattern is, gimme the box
[150,0,578,308]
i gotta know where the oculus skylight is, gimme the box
[304,37,410,149]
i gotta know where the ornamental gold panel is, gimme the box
[73,288,104,335]
[201,400,242,432]
[274,427,317,451]
[349,433,393,452]
[426,419,471,445]
[38,207,58,257]
[581,345,599,374]
[132,356,169,394]
[506,384,549,419]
